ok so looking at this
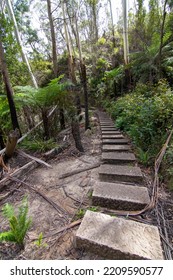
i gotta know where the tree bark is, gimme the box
[0,38,22,136]
[59,108,65,130]
[0,129,5,150]
[80,62,90,130]
[5,128,20,158]
[71,120,84,153]
[41,108,50,140]
[122,0,129,64]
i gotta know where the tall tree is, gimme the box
[46,0,58,78]
[108,0,115,48]
[158,0,168,78]
[0,36,21,135]
[5,0,38,88]
[122,0,129,64]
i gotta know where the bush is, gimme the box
[104,80,173,161]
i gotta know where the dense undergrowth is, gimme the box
[101,80,173,190]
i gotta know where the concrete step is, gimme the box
[102,144,131,152]
[101,127,119,131]
[102,133,124,139]
[102,131,121,135]
[102,152,135,164]
[102,134,124,139]
[102,139,129,145]
[75,210,163,260]
[99,164,143,183]
[100,122,114,125]
[92,181,150,210]
[100,125,116,128]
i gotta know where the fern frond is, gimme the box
[0,231,16,242]
[2,203,15,220]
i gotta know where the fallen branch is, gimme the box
[0,160,38,190]
[17,150,52,169]
[29,219,82,241]
[43,142,70,160]
[59,162,100,179]
[8,176,69,221]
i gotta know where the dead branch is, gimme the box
[43,142,70,160]
[8,176,69,220]
[0,160,38,190]
[29,219,82,241]
[17,150,52,169]
[59,162,100,179]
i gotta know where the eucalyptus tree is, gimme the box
[108,0,115,48]
[122,0,129,64]
[46,0,58,78]
[5,0,38,88]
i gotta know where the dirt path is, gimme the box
[0,114,104,259]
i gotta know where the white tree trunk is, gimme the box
[5,0,38,88]
[122,0,129,64]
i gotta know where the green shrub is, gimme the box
[20,138,57,152]
[103,80,173,161]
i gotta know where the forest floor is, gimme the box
[0,110,173,260]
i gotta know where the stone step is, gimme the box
[99,164,143,183]
[92,181,150,210]
[102,145,131,152]
[102,131,121,135]
[100,122,114,125]
[101,127,119,131]
[102,152,135,164]
[100,125,116,128]
[102,139,129,145]
[102,134,124,139]
[75,210,163,260]
[102,133,121,139]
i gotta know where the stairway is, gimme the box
[75,112,163,260]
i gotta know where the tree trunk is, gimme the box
[59,108,65,130]
[5,0,38,88]
[73,13,90,129]
[47,0,58,77]
[41,108,50,140]
[0,38,22,136]
[122,0,129,64]
[109,0,116,48]
[158,0,168,79]
[5,128,20,158]
[80,62,90,130]
[71,120,84,152]
[0,129,5,150]
[23,105,35,130]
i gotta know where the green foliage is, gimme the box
[34,233,48,248]
[76,208,86,219]
[104,80,173,161]
[20,138,57,152]
[0,197,32,248]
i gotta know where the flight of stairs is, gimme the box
[75,112,163,260]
